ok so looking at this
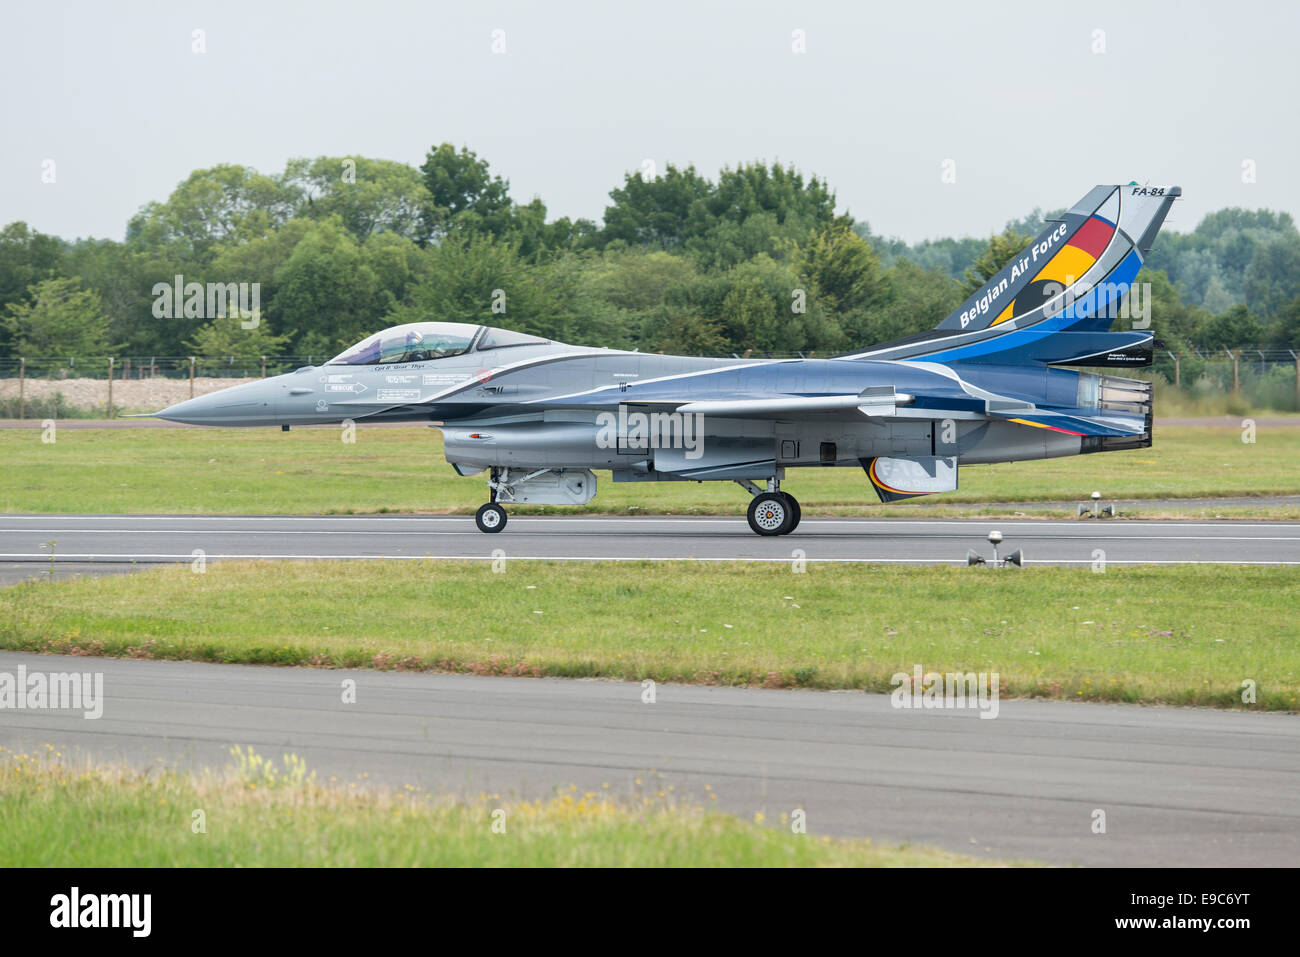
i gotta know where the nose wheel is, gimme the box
[475,502,507,533]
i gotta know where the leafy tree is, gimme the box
[1138,268,1208,351]
[62,238,184,355]
[185,313,293,359]
[0,222,65,314]
[1193,304,1264,351]
[285,156,431,241]
[3,277,113,356]
[861,260,964,345]
[600,161,841,268]
[645,255,842,356]
[390,234,624,348]
[13,148,1300,365]
[0,223,66,355]
[1268,295,1300,349]
[207,218,316,295]
[1145,207,1299,309]
[419,143,513,241]
[392,233,520,325]
[362,229,427,305]
[861,222,986,280]
[580,249,697,348]
[271,218,384,356]
[599,164,712,250]
[1243,235,1300,319]
[506,197,598,260]
[796,221,889,323]
[127,164,299,263]
[584,248,696,311]
[650,311,728,356]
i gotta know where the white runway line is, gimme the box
[2,553,1298,566]
[4,528,1299,541]
[3,514,1300,530]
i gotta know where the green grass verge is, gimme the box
[2,560,1295,709]
[0,425,1297,515]
[0,748,1009,866]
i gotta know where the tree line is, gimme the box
[3,145,1299,365]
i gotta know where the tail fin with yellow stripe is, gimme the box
[843,185,1180,367]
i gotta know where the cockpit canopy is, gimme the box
[326,322,548,366]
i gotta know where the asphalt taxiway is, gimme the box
[1,652,1295,867]
[0,514,1296,584]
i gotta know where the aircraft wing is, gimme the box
[670,386,913,418]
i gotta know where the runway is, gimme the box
[0,514,1297,583]
[1,651,1295,866]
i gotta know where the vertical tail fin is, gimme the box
[938,184,1178,336]
[844,185,1180,366]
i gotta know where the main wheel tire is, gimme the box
[782,493,801,533]
[747,492,792,536]
[475,502,507,533]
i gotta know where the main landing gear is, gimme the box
[469,468,800,537]
[737,479,801,536]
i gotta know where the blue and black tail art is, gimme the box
[843,184,1180,367]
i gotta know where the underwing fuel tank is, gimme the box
[441,422,626,469]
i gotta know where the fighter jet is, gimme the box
[155,184,1177,535]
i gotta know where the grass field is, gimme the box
[0,423,1297,517]
[0,748,1009,867]
[3,560,1295,708]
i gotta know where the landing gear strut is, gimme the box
[475,468,508,533]
[737,479,801,536]
[471,466,600,532]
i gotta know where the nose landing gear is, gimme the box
[475,502,507,533]
[474,467,508,533]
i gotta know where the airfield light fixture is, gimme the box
[967,530,1021,569]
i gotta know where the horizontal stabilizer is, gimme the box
[992,408,1146,438]
[993,374,1153,445]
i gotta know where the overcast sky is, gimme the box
[4,0,1297,244]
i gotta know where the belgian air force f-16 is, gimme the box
[154,184,1178,535]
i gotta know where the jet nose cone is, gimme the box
[155,393,221,425]
[155,379,276,426]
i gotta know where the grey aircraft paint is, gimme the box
[153,184,1177,535]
